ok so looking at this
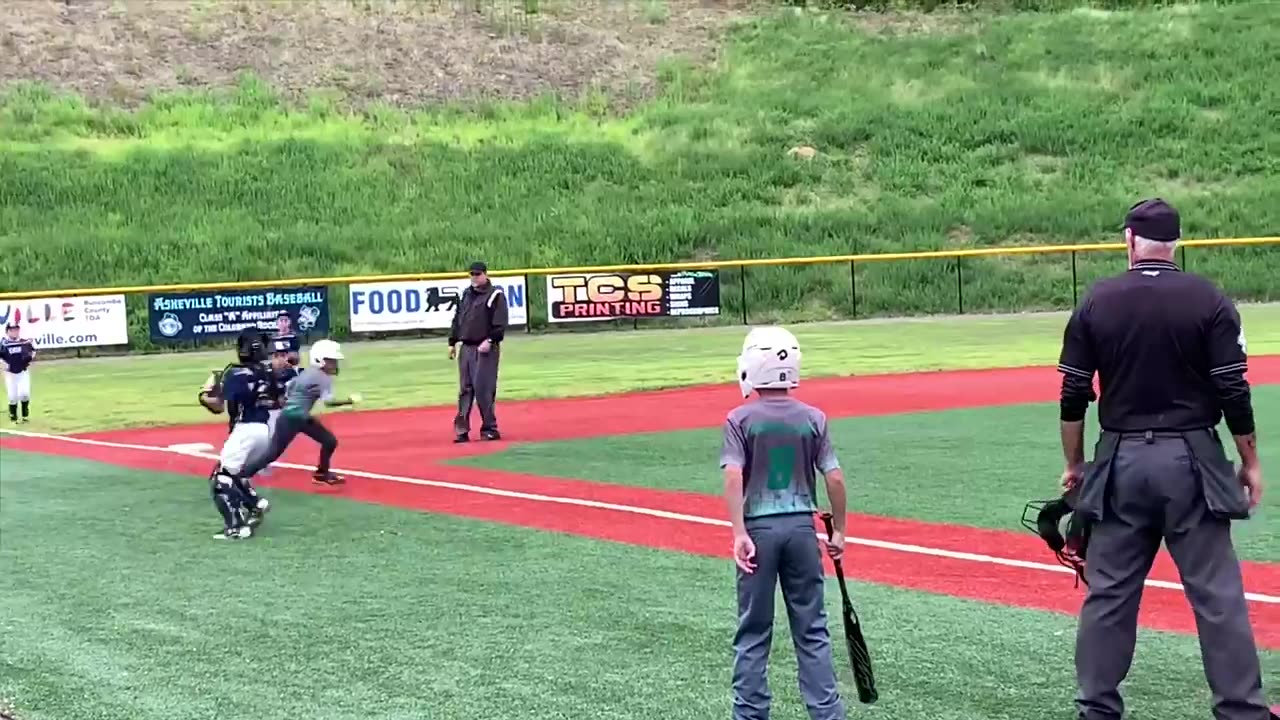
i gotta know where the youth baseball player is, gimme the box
[198,328,274,539]
[272,311,301,367]
[239,338,359,485]
[2,320,34,423]
[720,326,849,720]
[256,337,301,479]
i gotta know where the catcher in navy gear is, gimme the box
[198,328,274,539]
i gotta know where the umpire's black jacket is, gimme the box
[449,282,509,347]
[1059,258,1254,522]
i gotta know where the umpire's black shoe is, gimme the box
[454,433,469,443]
[481,430,501,441]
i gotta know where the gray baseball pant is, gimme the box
[454,343,500,435]
[733,512,845,720]
[1075,435,1269,720]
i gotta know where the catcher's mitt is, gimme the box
[197,368,226,414]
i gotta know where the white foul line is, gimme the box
[3,427,1277,605]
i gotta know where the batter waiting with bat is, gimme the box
[720,326,850,720]
[238,338,359,485]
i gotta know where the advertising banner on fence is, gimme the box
[0,295,130,349]
[348,277,528,333]
[545,270,721,323]
[148,287,329,343]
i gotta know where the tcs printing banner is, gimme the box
[348,277,528,333]
[148,287,329,343]
[0,295,129,349]
[545,270,721,323]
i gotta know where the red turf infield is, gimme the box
[5,360,1280,647]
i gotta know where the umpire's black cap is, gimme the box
[469,261,488,275]
[1124,198,1181,242]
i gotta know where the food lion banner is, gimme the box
[545,270,721,323]
[0,295,130,349]
[348,277,528,333]
[148,287,329,343]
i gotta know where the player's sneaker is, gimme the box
[215,525,253,540]
[312,471,345,485]
[481,430,502,441]
[246,498,270,527]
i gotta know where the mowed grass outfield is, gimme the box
[3,1,1280,347]
[4,311,1280,720]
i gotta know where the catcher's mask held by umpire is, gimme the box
[1022,484,1091,587]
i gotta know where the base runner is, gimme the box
[239,339,359,485]
[720,326,850,720]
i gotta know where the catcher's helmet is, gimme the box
[236,328,268,364]
[1022,484,1091,586]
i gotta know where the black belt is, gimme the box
[1109,428,1212,443]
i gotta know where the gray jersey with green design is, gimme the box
[280,367,334,420]
[719,395,839,519]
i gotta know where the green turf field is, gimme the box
[19,303,1280,434]
[2,450,1276,720]
[4,1,1280,346]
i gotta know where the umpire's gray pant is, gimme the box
[454,343,499,435]
[733,512,845,720]
[1076,435,1268,720]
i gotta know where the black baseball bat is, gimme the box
[820,511,878,705]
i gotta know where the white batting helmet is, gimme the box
[736,326,801,399]
[309,339,344,367]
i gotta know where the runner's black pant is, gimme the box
[244,414,338,477]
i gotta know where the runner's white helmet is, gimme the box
[309,339,344,367]
[736,326,801,399]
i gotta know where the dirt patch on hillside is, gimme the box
[1,0,754,109]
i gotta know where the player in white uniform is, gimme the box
[2,321,35,423]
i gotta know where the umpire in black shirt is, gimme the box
[1059,199,1271,720]
[448,261,508,442]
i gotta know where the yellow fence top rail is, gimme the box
[3,236,1277,301]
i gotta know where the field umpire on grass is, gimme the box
[1058,198,1273,720]
[449,261,508,443]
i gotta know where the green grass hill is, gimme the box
[2,1,1278,346]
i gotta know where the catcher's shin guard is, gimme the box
[234,475,269,526]
[210,467,249,530]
